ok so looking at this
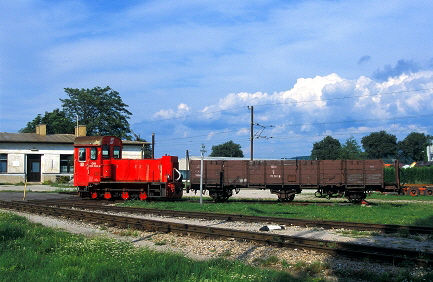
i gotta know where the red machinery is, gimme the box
[74,136,183,200]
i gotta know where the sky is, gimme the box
[1,0,433,159]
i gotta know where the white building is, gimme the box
[427,145,433,162]
[0,124,149,184]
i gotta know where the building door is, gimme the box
[27,154,41,182]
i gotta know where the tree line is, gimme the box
[208,131,432,163]
[311,131,432,163]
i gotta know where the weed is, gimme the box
[119,229,140,237]
[337,229,373,238]
[219,249,232,257]
[397,229,410,238]
[261,255,280,266]
[154,240,167,246]
[303,261,329,275]
[280,259,290,268]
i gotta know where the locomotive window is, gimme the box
[113,146,121,159]
[102,144,110,158]
[78,148,86,162]
[90,148,97,160]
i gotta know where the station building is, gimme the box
[0,124,149,184]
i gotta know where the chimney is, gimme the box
[75,125,87,137]
[36,124,47,136]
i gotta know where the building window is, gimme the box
[60,155,73,173]
[0,154,7,173]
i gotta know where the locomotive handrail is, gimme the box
[174,168,182,181]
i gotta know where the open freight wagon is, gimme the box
[189,159,401,202]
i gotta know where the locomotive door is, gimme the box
[74,147,92,186]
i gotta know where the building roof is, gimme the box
[0,133,149,146]
[0,133,76,143]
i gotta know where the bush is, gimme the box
[385,166,433,184]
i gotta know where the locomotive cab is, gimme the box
[74,136,122,187]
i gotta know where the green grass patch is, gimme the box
[0,212,306,282]
[367,192,433,201]
[120,198,433,227]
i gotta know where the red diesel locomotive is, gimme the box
[74,136,183,200]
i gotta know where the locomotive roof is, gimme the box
[74,136,117,145]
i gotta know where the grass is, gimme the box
[0,212,307,282]
[367,192,433,201]
[119,196,433,227]
[2,208,433,281]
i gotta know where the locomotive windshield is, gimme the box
[113,146,121,159]
[90,148,97,160]
[78,148,86,162]
[102,144,110,158]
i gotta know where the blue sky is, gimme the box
[1,0,433,158]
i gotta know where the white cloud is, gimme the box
[153,103,191,119]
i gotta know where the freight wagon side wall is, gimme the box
[347,159,383,186]
[316,159,384,188]
[191,159,303,188]
[298,160,319,187]
[224,160,247,186]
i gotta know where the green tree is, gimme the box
[20,109,75,134]
[361,131,397,159]
[310,136,341,160]
[60,86,132,139]
[209,140,244,157]
[339,136,365,159]
[398,132,431,162]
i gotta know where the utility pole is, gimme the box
[199,144,206,205]
[249,106,254,161]
[248,105,273,161]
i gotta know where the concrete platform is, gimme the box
[0,184,76,192]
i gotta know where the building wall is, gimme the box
[122,145,144,159]
[428,145,433,162]
[0,143,74,184]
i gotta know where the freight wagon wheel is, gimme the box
[278,194,295,202]
[347,192,366,204]
[427,190,433,196]
[210,192,230,203]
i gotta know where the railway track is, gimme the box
[26,197,433,235]
[0,199,432,267]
